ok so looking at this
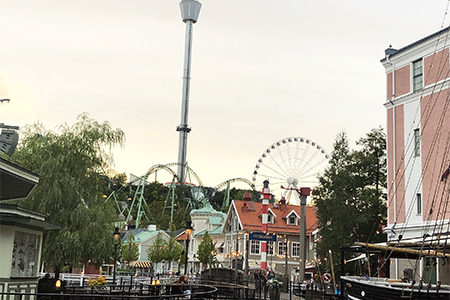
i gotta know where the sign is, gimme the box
[249,232,277,242]
[322,273,332,283]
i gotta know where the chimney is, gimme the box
[243,192,252,201]
[279,197,287,211]
[242,201,249,212]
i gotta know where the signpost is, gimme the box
[249,232,277,242]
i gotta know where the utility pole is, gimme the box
[299,188,310,282]
[281,186,311,282]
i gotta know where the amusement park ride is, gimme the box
[105,0,330,228]
[105,134,330,229]
[105,162,255,228]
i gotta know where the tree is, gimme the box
[196,231,217,269]
[8,113,125,272]
[147,232,168,264]
[313,128,387,276]
[122,232,139,268]
[165,236,182,271]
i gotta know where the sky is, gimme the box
[1,0,449,191]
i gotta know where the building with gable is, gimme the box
[222,192,319,278]
[381,27,450,282]
[189,201,227,272]
[0,157,59,294]
[121,225,171,273]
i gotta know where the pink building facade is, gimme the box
[381,27,450,281]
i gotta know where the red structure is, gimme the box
[260,180,271,270]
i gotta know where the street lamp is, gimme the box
[112,227,121,285]
[184,221,193,275]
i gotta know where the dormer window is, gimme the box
[286,210,300,225]
[267,208,276,224]
[289,216,296,225]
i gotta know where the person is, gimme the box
[172,275,185,296]
[173,275,191,299]
[182,275,191,299]
[268,269,275,280]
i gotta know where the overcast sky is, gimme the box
[1,0,449,190]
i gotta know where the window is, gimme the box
[292,242,300,257]
[267,214,273,223]
[250,240,260,254]
[288,216,296,225]
[413,59,423,92]
[278,241,287,255]
[267,241,274,255]
[417,193,422,215]
[414,128,421,157]
[11,231,40,277]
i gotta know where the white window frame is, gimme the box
[414,128,421,157]
[412,59,423,92]
[250,240,260,255]
[417,193,422,215]
[278,241,287,255]
[288,216,297,225]
[292,242,300,257]
[267,241,274,255]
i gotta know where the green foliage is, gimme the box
[196,231,216,267]
[147,232,167,263]
[313,128,387,275]
[9,113,125,269]
[165,236,182,264]
[122,232,140,265]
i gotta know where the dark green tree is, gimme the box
[165,236,182,270]
[122,232,139,268]
[8,113,125,272]
[147,232,168,264]
[196,231,217,269]
[313,128,387,276]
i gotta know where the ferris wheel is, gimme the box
[252,137,330,205]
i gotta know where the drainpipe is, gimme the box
[385,50,399,279]
[385,52,397,225]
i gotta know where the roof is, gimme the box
[0,157,40,200]
[130,260,152,268]
[232,200,318,235]
[381,26,450,62]
[0,204,60,230]
[208,216,223,225]
[191,201,217,214]
[123,228,170,244]
[195,225,224,236]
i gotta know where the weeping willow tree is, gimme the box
[8,113,125,272]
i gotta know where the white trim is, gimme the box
[0,159,39,183]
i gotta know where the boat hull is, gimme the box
[341,276,450,300]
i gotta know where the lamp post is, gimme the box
[184,221,193,275]
[112,227,120,285]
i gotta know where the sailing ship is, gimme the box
[340,23,450,300]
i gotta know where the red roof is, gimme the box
[176,232,188,241]
[233,200,318,235]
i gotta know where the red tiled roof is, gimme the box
[233,200,318,235]
[176,232,188,241]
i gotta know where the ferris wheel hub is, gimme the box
[287,177,298,185]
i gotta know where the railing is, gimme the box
[1,278,257,300]
[290,282,339,300]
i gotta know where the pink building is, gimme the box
[381,27,450,282]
